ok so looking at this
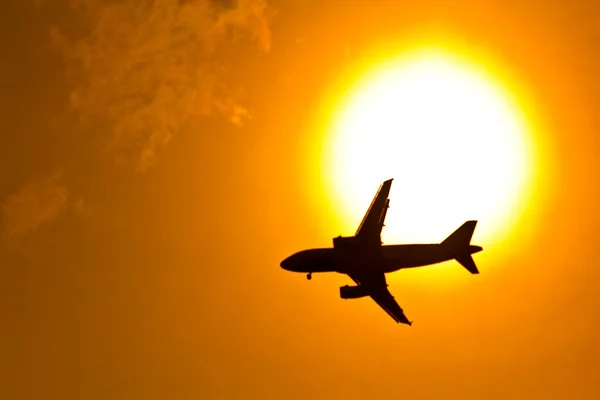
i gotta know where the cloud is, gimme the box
[50,0,272,172]
[2,171,69,237]
[213,0,272,52]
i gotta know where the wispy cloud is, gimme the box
[50,0,272,172]
[2,171,69,237]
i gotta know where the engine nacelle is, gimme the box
[339,284,368,299]
[333,235,380,256]
[333,235,359,250]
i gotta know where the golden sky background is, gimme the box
[1,0,600,398]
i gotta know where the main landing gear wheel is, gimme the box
[307,273,312,280]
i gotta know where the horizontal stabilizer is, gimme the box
[442,221,482,274]
[456,254,479,274]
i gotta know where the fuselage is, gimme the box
[280,243,482,275]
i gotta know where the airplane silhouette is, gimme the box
[280,179,482,325]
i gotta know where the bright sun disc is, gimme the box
[323,52,534,245]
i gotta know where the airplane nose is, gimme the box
[280,255,293,270]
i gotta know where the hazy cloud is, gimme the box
[2,171,69,237]
[50,0,272,172]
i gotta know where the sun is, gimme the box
[321,51,535,246]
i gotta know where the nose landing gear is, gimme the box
[307,273,312,280]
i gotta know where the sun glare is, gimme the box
[321,51,535,246]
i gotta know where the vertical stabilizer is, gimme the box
[442,220,481,275]
[442,220,477,248]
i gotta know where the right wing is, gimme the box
[349,272,412,326]
[370,284,412,325]
[355,179,393,240]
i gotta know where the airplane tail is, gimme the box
[441,220,482,274]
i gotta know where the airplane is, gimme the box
[280,178,482,325]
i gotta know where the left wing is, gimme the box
[355,179,392,241]
[349,272,412,326]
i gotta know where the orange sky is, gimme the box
[1,0,600,398]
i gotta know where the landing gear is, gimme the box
[307,273,312,280]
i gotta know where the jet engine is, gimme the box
[339,284,368,299]
[333,235,359,250]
